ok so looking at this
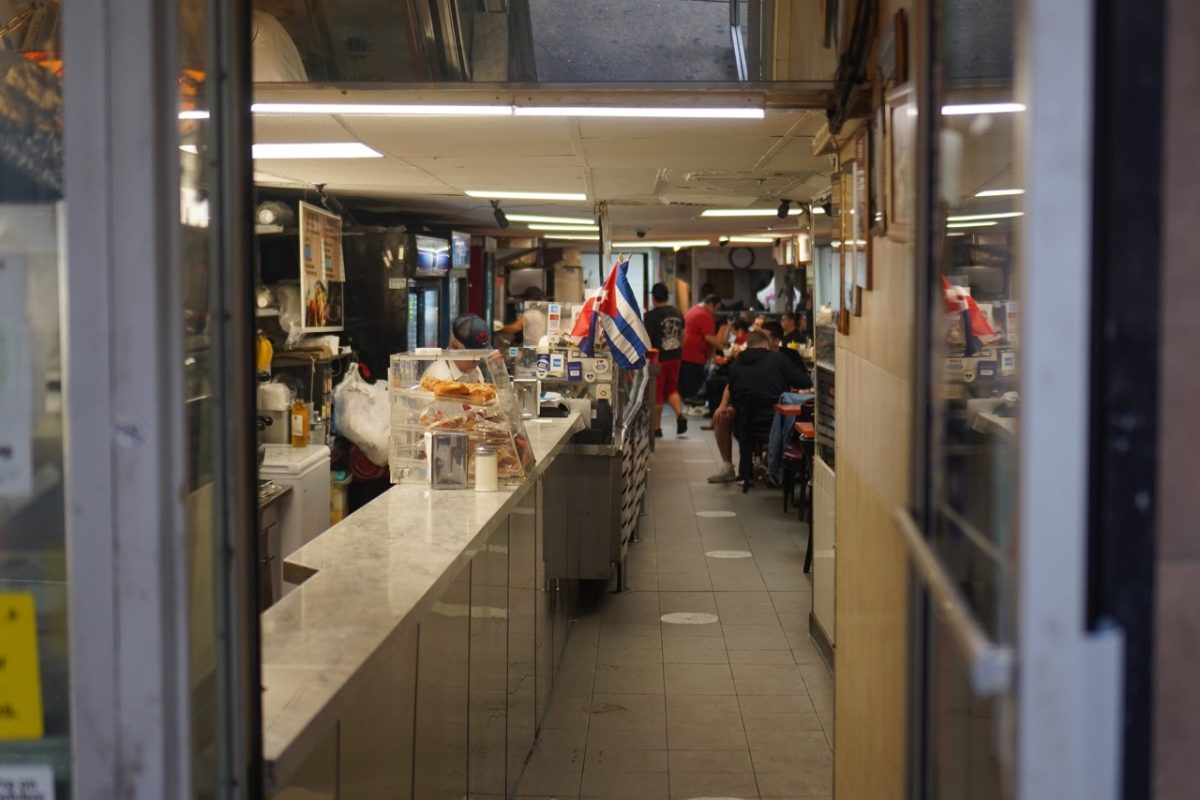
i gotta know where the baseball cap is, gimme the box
[451,314,492,349]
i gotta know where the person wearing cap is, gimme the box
[422,313,493,382]
[497,287,548,345]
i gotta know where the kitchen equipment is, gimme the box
[259,443,332,594]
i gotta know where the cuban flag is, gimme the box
[571,259,652,369]
[941,276,997,355]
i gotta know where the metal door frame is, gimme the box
[62,0,258,795]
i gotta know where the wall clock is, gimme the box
[728,247,755,270]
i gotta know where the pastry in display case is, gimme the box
[388,350,536,484]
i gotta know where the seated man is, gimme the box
[707,330,813,483]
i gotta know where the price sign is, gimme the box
[0,594,44,740]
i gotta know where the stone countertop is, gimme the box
[259,414,582,785]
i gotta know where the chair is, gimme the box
[734,394,777,493]
[780,402,815,514]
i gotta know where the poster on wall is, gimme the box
[886,85,917,243]
[299,201,345,331]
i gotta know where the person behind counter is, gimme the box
[423,313,493,382]
[497,287,548,345]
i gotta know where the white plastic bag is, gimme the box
[333,364,390,466]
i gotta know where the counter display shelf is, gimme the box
[388,349,535,484]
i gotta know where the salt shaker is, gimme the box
[474,445,499,492]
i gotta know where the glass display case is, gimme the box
[388,350,535,485]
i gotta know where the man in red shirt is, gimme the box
[680,295,723,402]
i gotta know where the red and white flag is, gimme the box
[941,276,997,340]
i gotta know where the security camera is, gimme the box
[635,229,647,238]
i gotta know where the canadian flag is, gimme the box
[941,276,997,340]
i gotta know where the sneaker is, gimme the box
[676,417,688,437]
[654,428,664,438]
[707,463,737,483]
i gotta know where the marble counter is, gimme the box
[260,414,582,785]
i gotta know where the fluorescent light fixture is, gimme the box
[831,241,842,248]
[975,188,1024,198]
[180,144,199,154]
[179,109,210,120]
[947,221,999,229]
[251,102,512,116]
[948,232,966,237]
[252,142,383,159]
[514,106,763,119]
[811,205,826,214]
[941,102,1026,116]
[465,190,587,201]
[542,234,601,241]
[527,224,600,231]
[506,214,595,225]
[701,208,804,217]
[947,211,1023,222]
[726,236,775,243]
[612,240,711,249]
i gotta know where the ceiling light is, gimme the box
[514,106,764,120]
[947,211,1023,222]
[465,190,588,201]
[777,199,791,219]
[527,224,600,231]
[542,233,600,241]
[180,144,199,154]
[947,221,999,229]
[491,200,509,229]
[719,237,729,247]
[612,240,711,249]
[251,103,513,116]
[252,142,382,159]
[948,232,966,237]
[941,102,1026,116]
[831,241,842,248]
[701,208,805,217]
[975,188,1024,198]
[506,214,595,225]
[726,236,775,243]
[179,109,210,120]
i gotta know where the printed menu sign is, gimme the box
[298,202,345,332]
[0,594,43,740]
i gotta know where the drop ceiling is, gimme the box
[251,86,834,240]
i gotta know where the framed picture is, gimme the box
[840,166,857,316]
[878,10,909,87]
[852,129,872,290]
[870,103,887,236]
[886,84,917,243]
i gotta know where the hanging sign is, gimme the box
[298,202,345,332]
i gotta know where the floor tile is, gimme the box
[584,748,669,773]
[516,770,584,796]
[585,724,668,752]
[664,662,737,696]
[669,770,761,799]
[580,770,669,798]
[517,429,833,799]
[667,749,755,774]
[666,711,748,751]
[665,693,742,714]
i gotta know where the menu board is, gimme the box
[299,201,345,331]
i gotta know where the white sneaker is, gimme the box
[707,463,736,483]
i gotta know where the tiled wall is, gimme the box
[1155,1,1200,795]
[833,215,915,800]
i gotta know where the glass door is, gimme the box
[906,1,1123,798]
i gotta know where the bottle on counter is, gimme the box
[474,445,499,492]
[290,398,310,447]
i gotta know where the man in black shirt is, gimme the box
[707,330,811,483]
[643,283,687,438]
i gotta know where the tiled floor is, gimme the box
[515,422,834,800]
